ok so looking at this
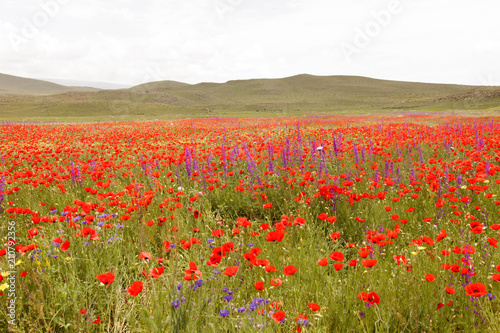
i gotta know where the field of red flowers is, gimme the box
[1,115,500,332]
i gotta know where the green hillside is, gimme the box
[1,73,499,121]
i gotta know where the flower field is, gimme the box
[1,115,500,332]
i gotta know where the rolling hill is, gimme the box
[1,73,499,121]
[0,73,99,95]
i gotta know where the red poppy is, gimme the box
[284,265,298,276]
[265,265,277,273]
[254,281,265,290]
[138,252,152,260]
[464,282,488,297]
[128,281,143,296]
[79,309,86,314]
[193,210,200,219]
[446,286,455,294]
[271,310,286,323]
[425,274,435,282]
[361,259,377,268]
[93,317,101,324]
[489,274,500,282]
[211,229,225,237]
[317,258,328,266]
[222,266,239,277]
[348,259,358,267]
[329,232,341,242]
[366,292,380,305]
[60,240,71,252]
[334,263,344,271]
[270,278,283,287]
[308,302,320,311]
[96,272,115,285]
[317,213,328,220]
[328,251,344,262]
[487,238,498,248]
[151,266,165,278]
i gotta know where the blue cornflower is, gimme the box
[224,295,233,302]
[171,300,180,308]
[219,309,229,317]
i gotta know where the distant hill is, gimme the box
[124,74,498,112]
[39,78,131,90]
[1,73,499,120]
[0,73,99,95]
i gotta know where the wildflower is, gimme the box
[219,309,230,317]
[464,282,488,297]
[128,281,143,296]
[96,272,115,285]
[284,265,297,276]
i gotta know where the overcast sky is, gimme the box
[1,0,499,87]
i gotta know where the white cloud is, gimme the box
[0,0,499,86]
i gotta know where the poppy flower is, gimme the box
[361,259,377,268]
[79,309,86,314]
[464,282,488,297]
[358,247,370,258]
[329,251,344,262]
[284,265,297,276]
[93,317,101,324]
[489,274,500,282]
[425,274,435,282]
[317,258,328,266]
[308,303,320,311]
[138,252,152,260]
[265,265,277,273]
[436,230,448,241]
[348,259,358,267]
[211,229,225,237]
[128,281,143,296]
[317,213,328,220]
[271,310,286,323]
[487,238,498,248]
[329,232,341,242]
[270,278,283,287]
[193,210,200,219]
[366,292,380,306]
[334,263,344,271]
[254,281,265,290]
[437,303,444,310]
[446,286,455,294]
[96,272,115,285]
[293,217,306,226]
[151,267,165,278]
[222,266,239,277]
[60,240,71,252]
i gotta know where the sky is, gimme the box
[1,0,499,87]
